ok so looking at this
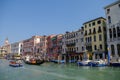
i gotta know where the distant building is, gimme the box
[83,17,107,60]
[4,38,11,53]
[0,46,6,57]
[11,41,23,55]
[104,0,120,61]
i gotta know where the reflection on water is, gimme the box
[0,59,120,80]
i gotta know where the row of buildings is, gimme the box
[0,0,120,62]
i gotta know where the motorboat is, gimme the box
[88,59,107,67]
[110,58,120,67]
[9,59,23,67]
[110,62,120,67]
[77,60,91,66]
[51,60,65,63]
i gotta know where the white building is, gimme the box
[62,28,84,62]
[11,41,23,55]
[104,0,120,61]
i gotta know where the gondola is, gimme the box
[24,55,44,65]
[24,59,44,65]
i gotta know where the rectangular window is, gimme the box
[94,45,97,50]
[90,36,92,42]
[107,9,110,14]
[117,27,120,37]
[100,45,102,50]
[82,46,84,51]
[86,38,87,43]
[89,29,91,34]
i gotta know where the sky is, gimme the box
[0,0,117,45]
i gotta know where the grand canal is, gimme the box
[0,59,120,80]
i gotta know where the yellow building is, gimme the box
[83,17,107,60]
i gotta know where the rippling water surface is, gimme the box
[0,59,120,80]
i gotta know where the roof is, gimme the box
[104,0,120,9]
[83,17,106,25]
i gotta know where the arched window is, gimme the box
[111,45,115,56]
[108,16,111,23]
[94,35,96,42]
[85,30,87,35]
[99,44,102,50]
[98,26,102,33]
[117,44,120,57]
[113,28,116,38]
[117,27,120,37]
[109,29,112,38]
[94,45,97,50]
[82,46,84,51]
[93,28,96,34]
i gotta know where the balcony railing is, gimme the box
[66,43,76,47]
[85,42,92,45]
[66,50,76,53]
[108,37,120,42]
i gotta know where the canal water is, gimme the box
[0,59,120,80]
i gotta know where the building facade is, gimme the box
[62,29,84,63]
[11,41,23,55]
[104,0,120,61]
[46,34,56,60]
[83,17,107,60]
[36,35,47,60]
[23,36,41,56]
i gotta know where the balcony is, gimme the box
[66,43,76,47]
[93,31,96,34]
[66,50,76,53]
[108,37,120,42]
[98,30,102,33]
[85,42,92,45]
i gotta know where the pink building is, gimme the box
[46,34,63,61]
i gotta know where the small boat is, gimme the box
[9,60,23,67]
[88,59,107,67]
[77,60,91,66]
[110,62,120,67]
[51,60,65,63]
[69,60,77,63]
[109,57,120,67]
